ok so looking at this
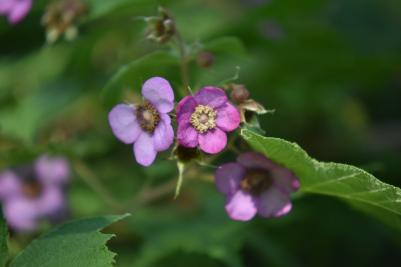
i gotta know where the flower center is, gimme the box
[136,101,160,133]
[22,180,43,199]
[240,169,273,196]
[190,105,217,133]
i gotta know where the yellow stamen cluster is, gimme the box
[136,101,160,133]
[190,105,217,133]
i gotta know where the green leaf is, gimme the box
[174,162,185,198]
[10,214,129,267]
[101,51,179,109]
[241,129,401,229]
[203,36,247,57]
[0,207,8,267]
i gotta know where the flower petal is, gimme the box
[0,171,21,201]
[108,104,142,144]
[177,113,198,148]
[216,102,241,132]
[37,186,65,217]
[237,152,276,170]
[8,0,31,24]
[153,114,174,151]
[134,132,157,166]
[4,197,39,232]
[215,163,245,195]
[225,190,257,221]
[176,95,197,121]
[272,168,300,193]
[198,128,227,154]
[142,77,174,113]
[256,187,292,218]
[35,155,70,185]
[194,87,227,108]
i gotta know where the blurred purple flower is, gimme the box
[0,155,69,232]
[215,152,300,221]
[0,0,32,24]
[259,20,285,40]
[108,77,175,166]
[176,87,240,154]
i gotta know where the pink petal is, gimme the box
[36,186,65,217]
[8,0,31,24]
[177,113,198,148]
[237,152,276,170]
[215,163,245,195]
[153,114,174,151]
[198,128,227,154]
[176,95,197,121]
[216,102,241,132]
[134,132,157,166]
[0,0,14,13]
[142,77,174,113]
[4,197,39,232]
[194,87,227,108]
[35,155,70,186]
[109,104,142,144]
[225,190,257,221]
[0,171,22,200]
[256,187,292,218]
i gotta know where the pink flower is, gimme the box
[108,77,175,166]
[215,152,300,221]
[0,155,70,232]
[0,0,32,24]
[176,87,240,154]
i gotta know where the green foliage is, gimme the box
[10,214,129,267]
[241,129,401,230]
[0,207,8,267]
[101,51,179,109]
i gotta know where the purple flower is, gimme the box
[0,0,32,24]
[215,152,300,221]
[108,77,175,166]
[176,87,240,154]
[0,155,69,232]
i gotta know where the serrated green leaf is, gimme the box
[241,129,401,229]
[0,207,8,267]
[101,51,179,109]
[10,214,129,267]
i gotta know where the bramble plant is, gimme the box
[0,1,401,266]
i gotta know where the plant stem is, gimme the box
[74,161,122,210]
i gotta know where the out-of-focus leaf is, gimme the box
[203,36,247,57]
[0,83,77,143]
[101,51,179,109]
[10,214,129,267]
[86,0,153,20]
[0,207,8,267]
[241,129,401,230]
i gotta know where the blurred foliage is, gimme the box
[1,0,401,266]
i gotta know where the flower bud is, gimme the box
[230,84,250,103]
[42,0,88,44]
[196,51,215,68]
[146,7,176,44]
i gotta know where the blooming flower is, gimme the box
[0,0,32,24]
[215,152,300,221]
[0,155,70,232]
[108,77,175,166]
[176,87,240,154]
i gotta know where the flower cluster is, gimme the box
[108,76,299,221]
[0,155,70,232]
[108,77,240,166]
